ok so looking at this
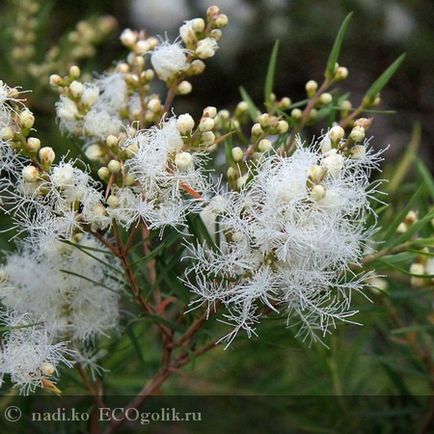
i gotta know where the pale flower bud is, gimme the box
[177,114,195,134]
[177,81,192,95]
[199,117,215,132]
[175,151,194,171]
[291,108,302,120]
[305,80,318,96]
[120,28,137,46]
[350,126,365,142]
[26,137,41,153]
[258,139,272,152]
[311,184,326,201]
[203,106,217,118]
[396,222,408,234]
[108,159,121,174]
[410,263,426,287]
[22,165,39,182]
[107,195,120,208]
[106,135,118,148]
[39,147,55,166]
[69,80,83,97]
[69,65,80,78]
[232,147,244,162]
[236,101,249,113]
[335,66,349,80]
[251,123,263,136]
[97,167,110,181]
[227,167,237,179]
[49,74,62,86]
[236,174,249,189]
[328,125,345,142]
[148,98,161,112]
[276,120,289,133]
[19,110,35,129]
[405,210,417,225]
[319,93,333,104]
[320,136,332,154]
[85,144,103,161]
[308,165,325,183]
[201,131,215,146]
[0,126,14,141]
[190,60,206,75]
[215,14,228,28]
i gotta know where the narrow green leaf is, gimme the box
[239,86,260,121]
[390,210,434,248]
[325,12,353,78]
[264,40,280,106]
[416,157,434,201]
[125,325,146,365]
[364,53,406,102]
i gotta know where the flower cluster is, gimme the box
[187,129,382,345]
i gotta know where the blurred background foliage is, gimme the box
[0,0,433,433]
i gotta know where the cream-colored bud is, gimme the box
[106,135,118,148]
[203,106,217,118]
[136,40,150,55]
[175,152,194,171]
[190,59,206,75]
[227,166,237,179]
[69,65,80,78]
[276,120,289,133]
[148,98,161,113]
[305,80,318,96]
[405,210,417,225]
[217,110,230,120]
[328,125,345,142]
[39,147,55,166]
[177,114,195,134]
[108,159,121,174]
[258,139,272,152]
[85,144,103,161]
[210,29,222,41]
[322,149,344,177]
[311,184,326,201]
[321,136,332,154]
[196,37,218,59]
[107,195,120,208]
[125,174,136,185]
[232,147,244,162]
[291,108,302,120]
[349,126,365,142]
[26,137,41,153]
[396,222,408,234]
[40,362,55,377]
[19,110,35,129]
[22,165,39,182]
[350,145,366,160]
[410,263,426,287]
[49,74,62,86]
[257,113,270,128]
[308,165,325,183]
[0,126,14,141]
[335,66,349,80]
[177,81,192,95]
[126,143,138,158]
[236,101,249,113]
[251,123,263,136]
[192,18,205,32]
[199,117,215,132]
[319,92,333,104]
[278,97,291,109]
[201,131,215,146]
[97,167,110,181]
[340,100,352,110]
[120,28,137,46]
[69,80,83,97]
[215,13,228,28]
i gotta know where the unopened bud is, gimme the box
[311,184,326,201]
[19,110,35,129]
[319,92,333,104]
[276,120,289,134]
[349,126,365,142]
[69,80,83,97]
[22,165,39,182]
[203,106,217,118]
[328,125,345,142]
[97,167,110,181]
[26,137,41,153]
[291,108,302,120]
[305,80,318,96]
[350,145,366,160]
[107,195,120,208]
[0,126,14,141]
[177,113,195,134]
[258,139,272,152]
[232,147,244,162]
[108,159,121,174]
[335,66,349,80]
[177,81,192,95]
[40,362,56,377]
[174,151,194,171]
[199,117,215,132]
[39,147,55,166]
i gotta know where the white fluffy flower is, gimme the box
[0,310,74,394]
[151,41,189,81]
